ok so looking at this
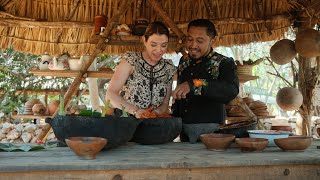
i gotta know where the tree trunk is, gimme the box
[297,56,314,136]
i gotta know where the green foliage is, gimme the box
[0,47,74,121]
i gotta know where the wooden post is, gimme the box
[41,0,134,142]
[63,0,134,109]
[147,0,186,39]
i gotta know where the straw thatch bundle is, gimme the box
[0,0,311,55]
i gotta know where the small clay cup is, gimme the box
[65,137,107,160]
[200,133,235,151]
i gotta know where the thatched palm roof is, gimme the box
[0,0,319,56]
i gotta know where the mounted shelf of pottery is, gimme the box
[29,69,113,79]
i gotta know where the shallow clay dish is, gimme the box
[274,136,312,152]
[200,133,235,151]
[65,137,107,160]
[271,125,292,132]
[235,138,269,152]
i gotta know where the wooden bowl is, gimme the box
[235,138,268,152]
[65,137,107,160]
[274,136,312,152]
[271,125,292,132]
[200,133,235,151]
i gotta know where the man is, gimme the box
[172,19,239,142]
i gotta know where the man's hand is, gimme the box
[171,81,190,103]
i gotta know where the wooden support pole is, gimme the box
[63,0,133,109]
[147,0,186,40]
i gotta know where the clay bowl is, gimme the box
[274,136,312,152]
[200,133,235,151]
[271,125,292,132]
[235,138,269,152]
[65,137,107,160]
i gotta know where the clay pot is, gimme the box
[65,137,107,160]
[271,125,292,132]
[200,133,235,151]
[133,18,149,36]
[94,15,107,35]
[68,57,83,71]
[274,136,312,151]
[295,28,320,58]
[47,100,60,116]
[39,52,52,70]
[276,87,303,111]
[32,104,47,115]
[235,138,269,152]
[270,39,296,65]
[24,99,43,115]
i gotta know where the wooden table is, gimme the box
[0,141,319,180]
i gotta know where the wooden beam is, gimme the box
[0,89,89,96]
[0,17,93,29]
[147,0,186,40]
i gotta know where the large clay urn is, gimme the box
[270,39,296,65]
[276,87,303,111]
[47,100,60,116]
[295,28,320,58]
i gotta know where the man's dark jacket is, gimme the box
[172,50,239,124]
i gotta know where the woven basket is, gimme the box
[237,65,253,75]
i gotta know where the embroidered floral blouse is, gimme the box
[120,52,176,109]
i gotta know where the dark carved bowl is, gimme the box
[46,115,141,149]
[131,117,182,145]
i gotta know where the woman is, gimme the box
[106,21,176,118]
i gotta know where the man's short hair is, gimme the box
[187,19,217,38]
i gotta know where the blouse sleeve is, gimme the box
[164,59,177,85]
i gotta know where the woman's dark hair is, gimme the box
[144,21,169,41]
[188,19,217,38]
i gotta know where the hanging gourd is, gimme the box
[270,39,297,65]
[276,87,303,111]
[295,28,320,58]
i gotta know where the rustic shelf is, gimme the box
[90,35,179,48]
[238,74,259,83]
[29,69,113,79]
[12,114,51,119]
